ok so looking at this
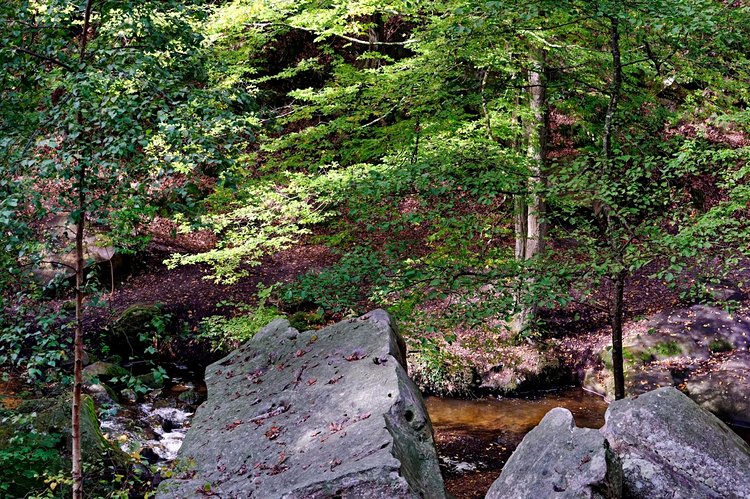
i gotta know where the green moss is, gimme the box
[650,340,682,358]
[82,361,129,385]
[288,309,325,331]
[623,347,654,365]
[108,303,167,356]
[407,345,476,396]
[708,338,734,353]
[1,393,129,497]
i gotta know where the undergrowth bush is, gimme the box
[198,285,281,352]
[281,247,397,314]
[0,306,72,383]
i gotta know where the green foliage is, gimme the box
[106,304,173,358]
[287,309,326,331]
[282,247,395,314]
[407,337,476,396]
[0,414,62,498]
[708,338,734,354]
[198,285,282,352]
[1,0,750,453]
[651,341,682,358]
[0,306,72,383]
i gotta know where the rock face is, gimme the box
[485,408,622,499]
[108,304,167,356]
[0,392,128,495]
[583,304,750,425]
[32,213,126,290]
[602,387,750,499]
[686,350,750,426]
[157,310,446,498]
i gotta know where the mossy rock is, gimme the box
[600,346,653,370]
[288,310,326,331]
[83,361,129,385]
[0,393,129,496]
[408,351,477,396]
[108,304,165,356]
[136,370,166,389]
[586,347,675,401]
[16,394,126,463]
[177,390,203,406]
[708,338,734,353]
[647,340,684,360]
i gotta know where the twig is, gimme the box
[11,46,74,71]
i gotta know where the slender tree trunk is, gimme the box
[366,14,384,69]
[603,14,626,400]
[610,271,626,400]
[603,16,622,164]
[72,2,93,497]
[512,53,548,335]
[72,201,85,499]
[525,59,548,260]
[514,197,528,262]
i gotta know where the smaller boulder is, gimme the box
[176,390,202,406]
[704,278,745,303]
[602,387,750,498]
[486,408,622,499]
[119,388,138,404]
[108,304,166,356]
[83,361,129,385]
[686,350,750,426]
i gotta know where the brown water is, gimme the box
[426,388,750,499]
[424,387,610,499]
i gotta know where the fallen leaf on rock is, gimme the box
[225,420,242,431]
[345,349,367,361]
[265,426,282,440]
[329,421,344,433]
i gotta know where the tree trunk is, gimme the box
[72,209,85,499]
[603,14,625,400]
[366,14,384,69]
[512,53,548,335]
[524,58,548,260]
[610,271,626,400]
[72,3,93,497]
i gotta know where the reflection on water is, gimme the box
[426,387,608,434]
[424,387,608,499]
[425,387,750,499]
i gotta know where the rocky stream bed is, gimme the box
[93,349,750,498]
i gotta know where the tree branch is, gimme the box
[248,22,416,46]
[12,46,74,71]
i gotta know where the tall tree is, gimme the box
[549,0,750,400]
[0,0,239,493]
[513,48,549,335]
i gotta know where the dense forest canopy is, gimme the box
[1,0,750,496]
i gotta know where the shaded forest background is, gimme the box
[2,0,750,496]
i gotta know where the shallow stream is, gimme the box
[426,387,750,499]
[425,387,609,499]
[97,364,206,467]
[98,381,749,498]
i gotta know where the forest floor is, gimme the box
[5,217,750,499]
[67,215,750,381]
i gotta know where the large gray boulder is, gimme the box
[485,408,622,499]
[157,310,446,498]
[686,350,750,426]
[601,387,750,499]
[583,305,750,404]
[33,213,125,288]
